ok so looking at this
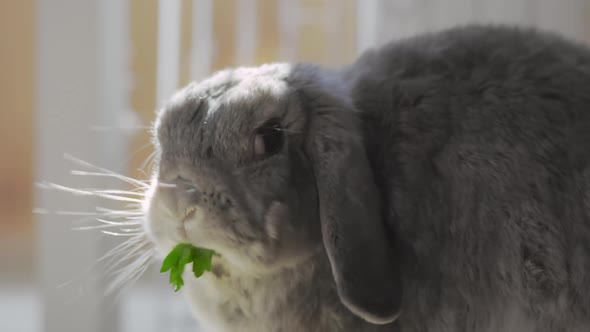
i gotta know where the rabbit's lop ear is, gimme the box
[301,86,402,325]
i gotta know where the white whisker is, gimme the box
[104,244,149,275]
[104,242,153,277]
[56,211,104,216]
[32,208,51,214]
[69,214,138,226]
[70,170,149,188]
[135,168,150,179]
[95,206,144,216]
[120,142,153,168]
[104,245,150,273]
[105,250,154,296]
[119,228,142,233]
[34,209,126,225]
[99,235,146,264]
[33,208,101,216]
[95,218,141,226]
[41,182,143,203]
[98,215,140,221]
[106,261,151,305]
[101,230,143,237]
[33,208,140,220]
[140,149,158,171]
[38,154,156,304]
[73,223,141,231]
[122,216,145,220]
[130,186,149,193]
[80,189,146,197]
[113,249,153,277]
[90,125,151,132]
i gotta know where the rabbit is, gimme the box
[142,24,590,332]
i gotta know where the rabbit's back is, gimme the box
[346,25,590,331]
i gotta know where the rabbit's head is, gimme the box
[143,63,401,324]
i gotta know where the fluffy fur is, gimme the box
[144,25,590,331]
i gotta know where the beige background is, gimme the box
[1,1,590,331]
[1,0,590,283]
[0,0,35,280]
[0,0,358,281]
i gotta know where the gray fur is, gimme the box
[144,24,590,331]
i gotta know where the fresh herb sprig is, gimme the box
[160,243,218,292]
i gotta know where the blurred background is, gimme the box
[1,0,590,331]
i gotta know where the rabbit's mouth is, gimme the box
[184,206,197,220]
[170,206,198,242]
[176,206,197,242]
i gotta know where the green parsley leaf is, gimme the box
[160,243,218,292]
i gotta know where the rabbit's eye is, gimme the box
[254,119,284,158]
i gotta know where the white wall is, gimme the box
[36,0,130,331]
[358,0,589,53]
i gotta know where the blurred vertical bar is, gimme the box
[212,1,238,71]
[427,0,475,30]
[179,0,195,87]
[191,0,214,81]
[278,0,300,61]
[97,0,131,330]
[377,0,428,42]
[36,0,129,331]
[256,0,280,64]
[356,0,379,55]
[236,0,258,66]
[156,0,182,106]
[128,0,158,183]
[534,0,587,42]
[472,0,535,26]
[325,0,344,65]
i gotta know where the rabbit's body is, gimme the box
[346,25,590,331]
[145,25,590,331]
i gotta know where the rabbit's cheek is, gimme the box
[264,201,288,241]
[183,207,220,247]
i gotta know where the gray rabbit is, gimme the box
[143,25,590,331]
